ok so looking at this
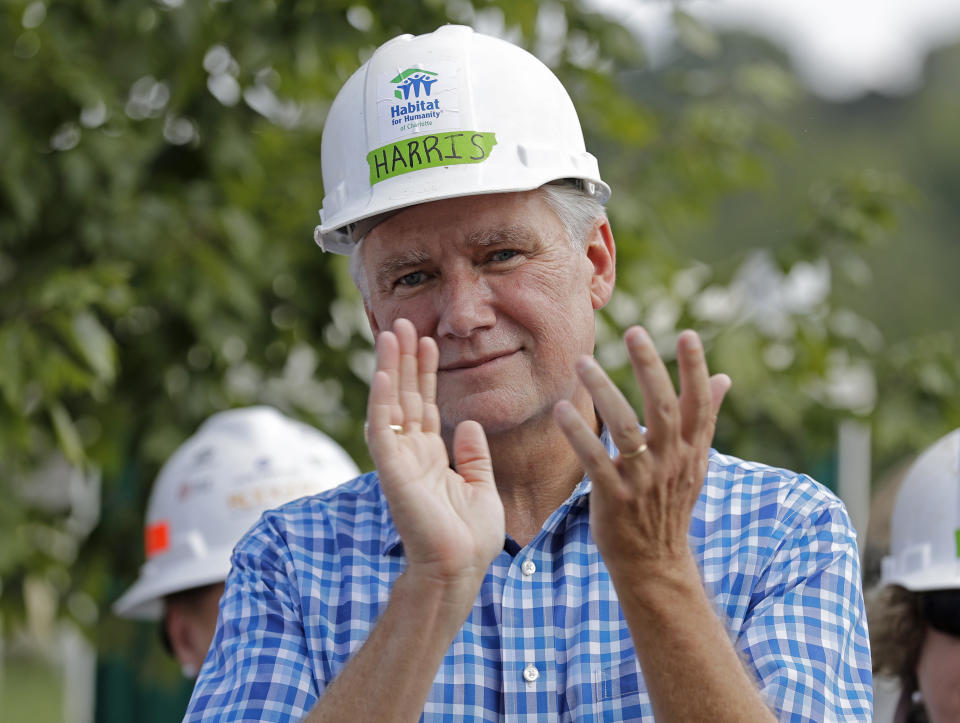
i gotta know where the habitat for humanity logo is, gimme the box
[389,68,441,126]
[392,68,439,99]
[374,60,494,178]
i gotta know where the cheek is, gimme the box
[203,586,225,628]
[371,297,437,336]
[514,260,595,318]
[917,631,960,716]
[534,270,596,340]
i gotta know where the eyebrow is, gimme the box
[465,225,539,248]
[372,224,541,292]
[374,249,432,292]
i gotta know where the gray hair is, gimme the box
[540,181,607,251]
[348,236,371,303]
[348,182,607,302]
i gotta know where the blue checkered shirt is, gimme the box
[185,433,872,721]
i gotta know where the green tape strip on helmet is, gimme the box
[367,131,497,185]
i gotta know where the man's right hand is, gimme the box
[366,318,505,608]
[305,319,504,722]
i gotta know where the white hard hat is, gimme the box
[881,428,960,591]
[315,24,610,255]
[113,406,360,620]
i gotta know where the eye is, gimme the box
[489,249,519,263]
[395,270,428,288]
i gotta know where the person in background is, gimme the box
[113,405,359,677]
[870,428,960,723]
[187,26,872,721]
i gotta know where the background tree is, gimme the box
[2,0,958,719]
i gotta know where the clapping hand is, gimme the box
[553,327,730,575]
[366,319,506,598]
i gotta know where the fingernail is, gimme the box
[626,326,649,348]
[553,399,578,426]
[575,356,595,374]
[681,331,702,353]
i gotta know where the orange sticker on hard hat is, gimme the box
[145,520,170,558]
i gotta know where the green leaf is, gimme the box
[49,403,84,466]
[70,311,117,383]
[0,324,24,408]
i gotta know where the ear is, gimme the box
[164,604,206,673]
[585,218,616,310]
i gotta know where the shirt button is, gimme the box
[521,559,536,576]
[523,663,540,682]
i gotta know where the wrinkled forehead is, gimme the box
[364,189,552,247]
[364,195,561,269]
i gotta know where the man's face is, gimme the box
[164,581,225,676]
[360,190,612,439]
[917,626,960,723]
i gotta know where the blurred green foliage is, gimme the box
[1,0,958,675]
[664,35,960,467]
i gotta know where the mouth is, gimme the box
[439,350,518,372]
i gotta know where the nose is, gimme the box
[435,270,496,338]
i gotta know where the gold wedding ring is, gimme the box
[363,422,405,439]
[620,441,648,459]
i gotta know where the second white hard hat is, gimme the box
[113,406,360,620]
[315,24,610,255]
[881,428,960,591]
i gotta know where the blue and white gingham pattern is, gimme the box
[185,433,873,722]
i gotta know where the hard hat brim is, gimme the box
[112,549,233,620]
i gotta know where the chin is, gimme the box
[439,393,552,439]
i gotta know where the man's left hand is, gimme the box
[553,327,730,575]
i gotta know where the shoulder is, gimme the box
[233,471,391,561]
[702,448,847,524]
[696,448,857,559]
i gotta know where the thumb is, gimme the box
[452,420,495,487]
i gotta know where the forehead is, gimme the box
[362,190,559,260]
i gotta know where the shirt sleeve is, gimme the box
[738,489,873,722]
[183,515,319,722]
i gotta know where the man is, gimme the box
[113,406,359,678]
[186,26,871,721]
